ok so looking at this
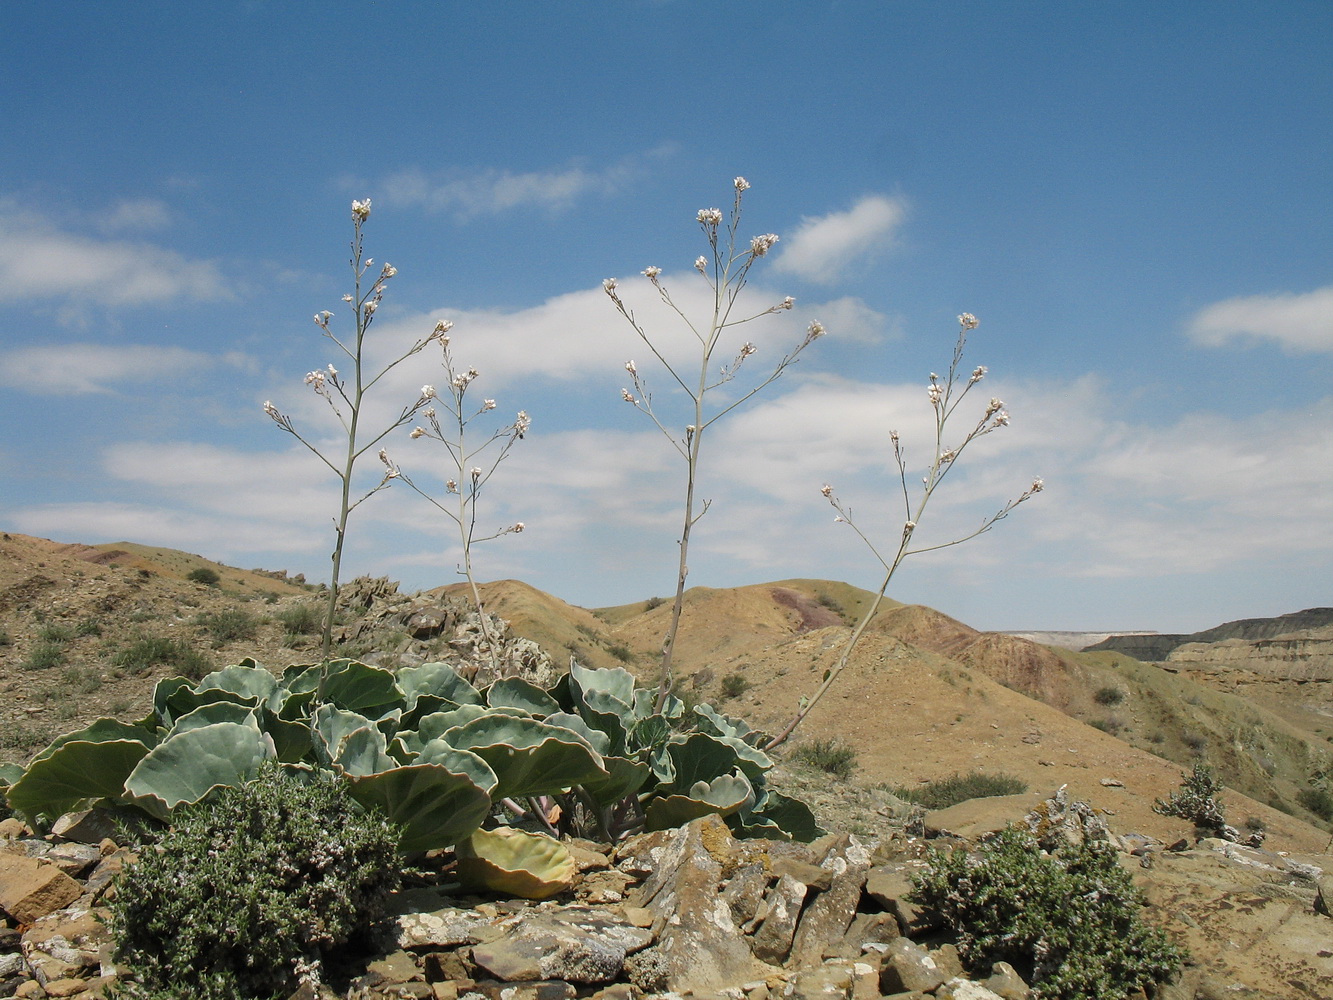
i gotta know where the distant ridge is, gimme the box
[1085,607,1333,660]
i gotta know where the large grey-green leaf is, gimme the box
[415,740,498,793]
[167,701,257,738]
[397,661,483,709]
[311,704,379,768]
[645,770,754,830]
[332,726,396,776]
[29,719,160,766]
[485,677,560,716]
[396,705,491,757]
[318,660,405,717]
[660,733,747,795]
[124,721,271,820]
[729,790,824,843]
[569,661,636,708]
[346,764,491,852]
[444,715,606,800]
[579,755,651,807]
[195,661,279,709]
[542,712,612,755]
[7,739,153,822]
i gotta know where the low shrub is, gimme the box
[1093,685,1124,706]
[793,737,857,779]
[37,623,75,643]
[195,608,258,645]
[273,602,322,636]
[110,763,401,1000]
[720,672,751,699]
[893,771,1027,811]
[111,636,213,679]
[912,825,1183,1000]
[22,641,65,671]
[187,567,221,586]
[1297,786,1333,822]
[1153,762,1226,834]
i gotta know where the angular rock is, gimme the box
[721,862,771,927]
[785,960,853,1000]
[469,906,652,984]
[21,906,110,974]
[935,980,1007,1000]
[628,815,775,993]
[864,864,938,936]
[0,854,83,923]
[983,962,1030,999]
[468,982,577,1000]
[751,874,807,963]
[788,836,872,967]
[49,810,119,846]
[879,938,949,994]
[395,905,495,949]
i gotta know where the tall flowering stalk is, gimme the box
[605,177,825,709]
[263,199,437,659]
[397,332,529,683]
[764,313,1043,749]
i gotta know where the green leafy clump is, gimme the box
[22,640,65,671]
[720,672,751,699]
[111,636,213,679]
[892,770,1027,810]
[1297,785,1333,822]
[1094,685,1124,706]
[912,825,1183,1000]
[793,737,857,779]
[1152,762,1226,834]
[195,608,258,645]
[274,602,323,636]
[186,567,221,586]
[110,762,400,1000]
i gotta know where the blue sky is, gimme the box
[2,2,1330,632]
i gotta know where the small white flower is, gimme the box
[432,319,453,338]
[351,199,371,221]
[694,255,708,274]
[602,277,618,293]
[621,388,636,403]
[740,342,757,357]
[342,294,354,303]
[470,466,482,480]
[928,383,944,404]
[642,266,661,280]
[734,176,750,192]
[820,484,834,498]
[993,411,1010,427]
[446,478,458,492]
[970,365,987,383]
[987,397,1004,415]
[363,299,378,316]
[410,426,425,439]
[423,407,435,419]
[625,360,637,375]
[696,208,723,226]
[806,320,826,340]
[515,411,530,436]
[958,313,978,330]
[381,262,397,278]
[304,370,326,388]
[421,385,437,398]
[750,233,779,257]
[512,522,525,533]
[263,401,279,418]
[779,296,795,310]
[1031,477,1044,492]
[326,364,338,377]
[483,399,496,411]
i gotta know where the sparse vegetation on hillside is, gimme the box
[792,737,858,779]
[186,567,221,586]
[1153,762,1227,835]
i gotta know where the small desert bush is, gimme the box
[720,672,751,699]
[1153,762,1226,834]
[273,602,322,636]
[1094,685,1124,706]
[1089,715,1123,736]
[0,627,10,646]
[21,641,65,671]
[186,567,221,586]
[111,763,401,1000]
[893,771,1028,811]
[195,608,258,646]
[793,737,858,779]
[607,642,635,664]
[1297,786,1333,822]
[112,636,213,679]
[912,825,1183,1000]
[37,622,75,643]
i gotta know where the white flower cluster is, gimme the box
[351,199,371,222]
[958,312,978,330]
[696,208,723,226]
[750,233,779,257]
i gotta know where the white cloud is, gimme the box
[97,199,174,234]
[1187,285,1333,353]
[0,343,254,394]
[380,149,669,218]
[772,195,906,285]
[0,203,227,306]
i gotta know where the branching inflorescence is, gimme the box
[398,331,530,683]
[766,313,1042,749]
[605,177,825,709]
[263,199,437,659]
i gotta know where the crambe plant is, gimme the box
[605,177,825,709]
[765,313,1042,749]
[263,199,439,658]
[398,332,530,683]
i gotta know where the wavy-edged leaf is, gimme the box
[29,718,160,766]
[568,660,637,707]
[333,726,396,776]
[397,705,491,756]
[579,755,651,808]
[397,661,483,709]
[346,764,491,852]
[444,715,606,800]
[311,704,378,767]
[415,740,498,794]
[645,770,754,830]
[195,661,279,708]
[486,677,561,716]
[150,676,196,728]
[318,659,405,717]
[661,733,745,795]
[167,701,257,738]
[456,827,575,900]
[124,721,271,820]
[729,790,824,843]
[7,738,153,822]
[542,712,611,756]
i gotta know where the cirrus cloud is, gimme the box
[1187,285,1333,353]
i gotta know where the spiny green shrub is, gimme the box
[186,567,221,586]
[892,770,1027,810]
[1297,785,1333,822]
[110,762,400,1000]
[720,672,751,699]
[21,641,64,671]
[912,825,1183,1000]
[1094,685,1124,706]
[273,602,322,636]
[1153,761,1226,834]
